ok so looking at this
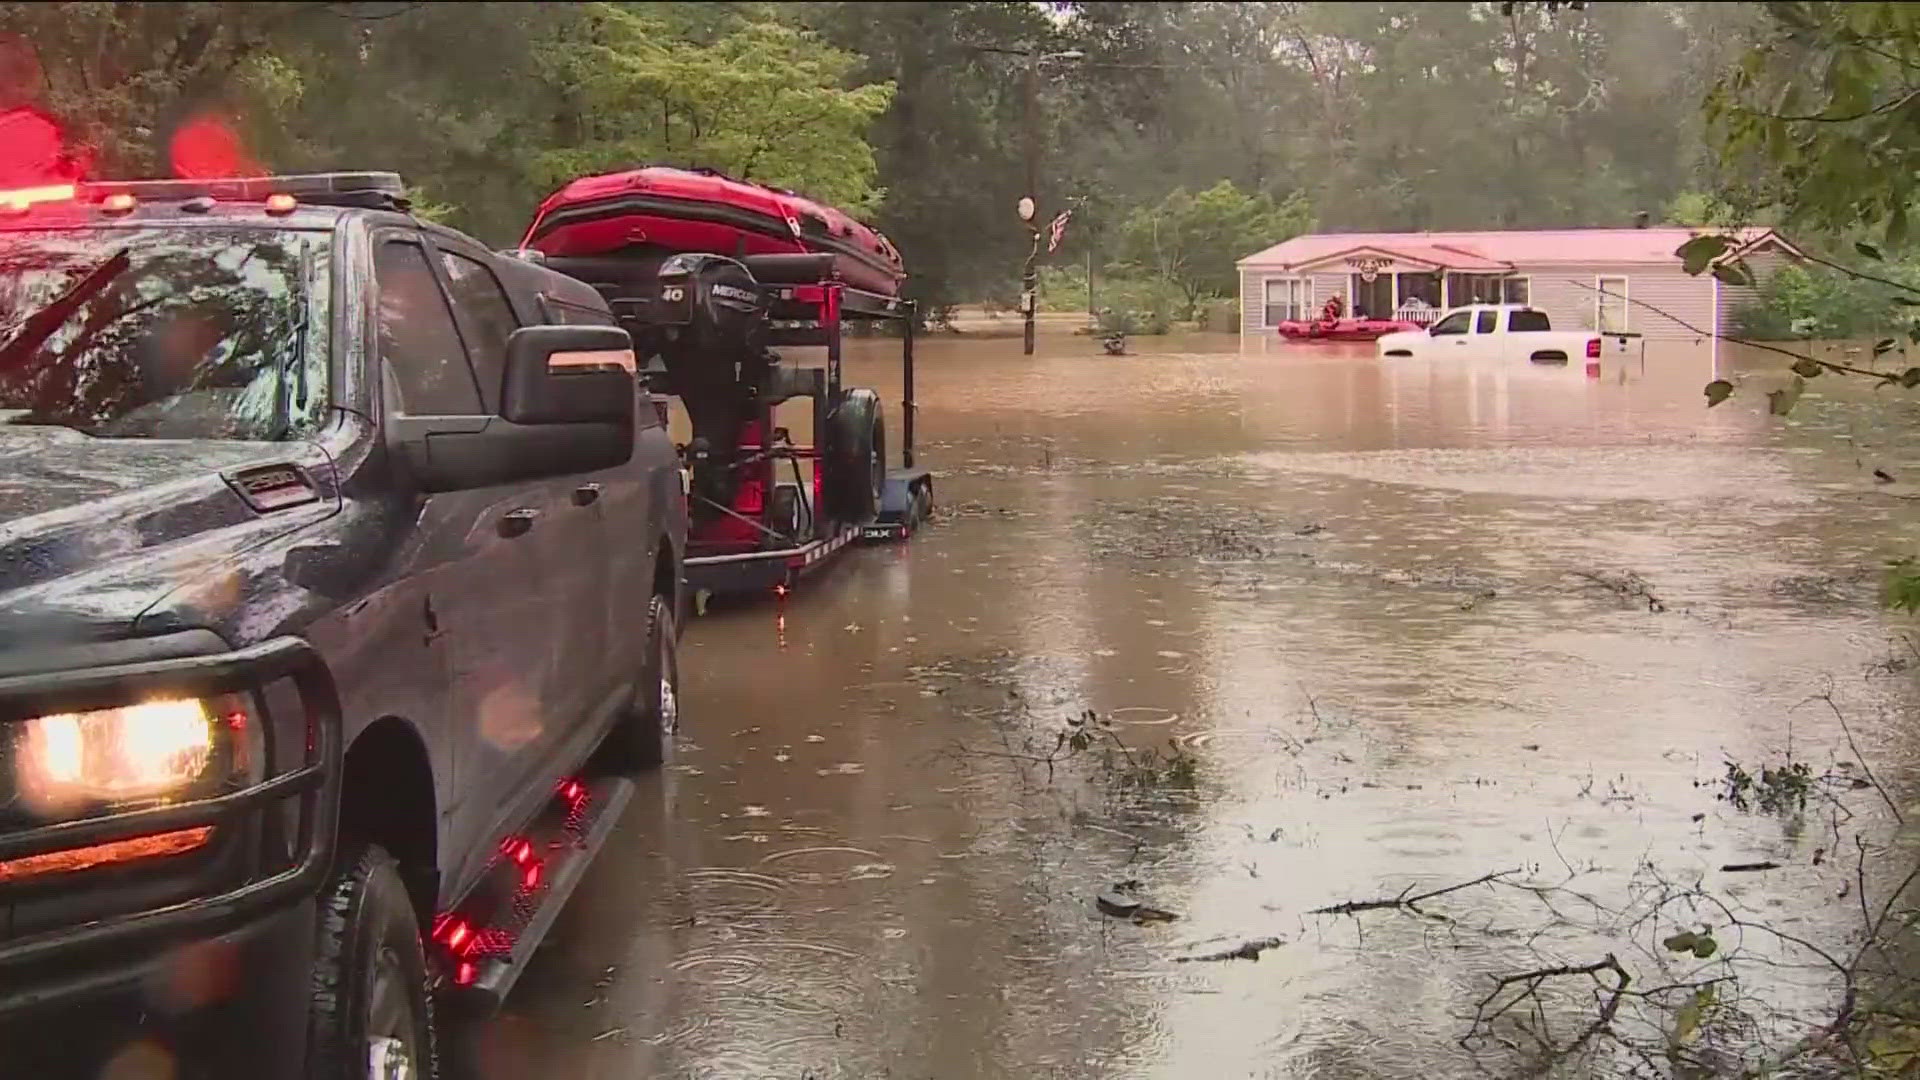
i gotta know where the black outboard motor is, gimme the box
[651,253,774,523]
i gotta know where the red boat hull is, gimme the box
[525,167,904,296]
[1276,317,1420,342]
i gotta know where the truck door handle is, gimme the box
[573,483,602,507]
[498,508,540,538]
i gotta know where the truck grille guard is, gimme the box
[0,637,341,975]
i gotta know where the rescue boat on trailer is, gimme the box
[523,166,905,297]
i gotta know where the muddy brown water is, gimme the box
[488,332,1920,1078]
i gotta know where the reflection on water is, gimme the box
[497,331,1920,1078]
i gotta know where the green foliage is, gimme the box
[1707,2,1920,248]
[0,2,893,245]
[1719,758,1813,814]
[533,5,894,215]
[1095,276,1186,336]
[1730,262,1920,339]
[1195,297,1238,333]
[1885,558,1920,613]
[1666,190,1754,228]
[1115,181,1311,316]
[1036,265,1093,314]
[1660,928,1720,959]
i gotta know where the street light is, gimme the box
[1009,48,1083,356]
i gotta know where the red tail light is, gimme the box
[1585,338,1602,359]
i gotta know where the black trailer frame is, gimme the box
[613,277,932,597]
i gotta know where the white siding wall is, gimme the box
[1239,270,1345,338]
[1523,265,1717,342]
[1715,251,1790,337]
[1312,273,1347,313]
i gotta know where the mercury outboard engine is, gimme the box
[651,253,774,523]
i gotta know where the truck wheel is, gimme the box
[602,594,680,771]
[829,388,886,522]
[308,845,437,1080]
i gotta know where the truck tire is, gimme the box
[828,388,885,522]
[308,844,438,1080]
[601,593,680,771]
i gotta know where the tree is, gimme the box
[1708,1,1920,247]
[1115,180,1313,316]
[534,4,895,215]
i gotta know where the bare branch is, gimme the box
[1816,693,1903,824]
[1310,869,1522,916]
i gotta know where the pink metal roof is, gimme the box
[1238,227,1785,270]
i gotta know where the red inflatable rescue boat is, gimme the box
[1275,317,1422,342]
[523,166,904,296]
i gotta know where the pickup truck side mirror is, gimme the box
[501,325,636,425]
[389,325,639,494]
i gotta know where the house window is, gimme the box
[1596,276,1629,332]
[1264,277,1311,325]
[1442,273,1529,307]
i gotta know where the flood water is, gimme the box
[495,331,1920,1078]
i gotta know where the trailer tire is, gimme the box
[767,483,807,545]
[829,388,886,522]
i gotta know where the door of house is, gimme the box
[1596,276,1629,332]
[1350,273,1392,320]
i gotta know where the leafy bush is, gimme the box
[1037,265,1093,314]
[1095,276,1183,335]
[1732,260,1920,340]
[1195,297,1238,333]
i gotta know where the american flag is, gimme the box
[1046,208,1072,253]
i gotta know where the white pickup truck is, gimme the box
[1376,304,1642,367]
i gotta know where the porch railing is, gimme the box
[1394,303,1441,326]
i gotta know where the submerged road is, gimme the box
[489,332,1920,1077]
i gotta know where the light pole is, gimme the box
[981,46,1083,356]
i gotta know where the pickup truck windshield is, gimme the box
[0,227,328,440]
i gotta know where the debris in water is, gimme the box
[1296,523,1325,536]
[591,1027,626,1042]
[1096,881,1179,923]
[1176,936,1286,962]
[1521,743,1541,752]
[1720,861,1780,873]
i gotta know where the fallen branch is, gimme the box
[1466,953,1630,1058]
[1309,868,1521,916]
[1174,936,1286,963]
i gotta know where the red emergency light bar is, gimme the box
[0,183,75,211]
[0,172,406,213]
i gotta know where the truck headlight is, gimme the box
[12,695,253,815]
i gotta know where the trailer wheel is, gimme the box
[768,482,807,545]
[908,484,933,529]
[829,388,886,522]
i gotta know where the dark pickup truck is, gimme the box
[0,173,685,1078]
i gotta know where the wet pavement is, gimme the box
[493,332,1920,1078]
